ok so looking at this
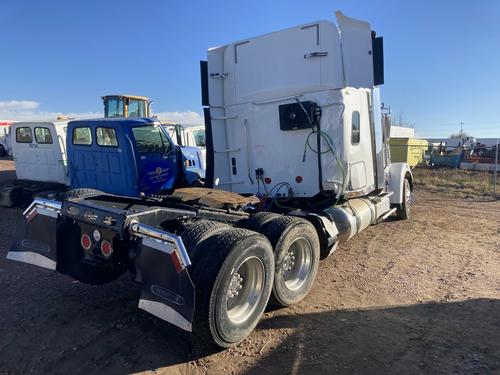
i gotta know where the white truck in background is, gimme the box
[165,124,207,169]
[11,121,69,185]
[8,12,412,348]
[0,121,68,207]
[0,121,15,156]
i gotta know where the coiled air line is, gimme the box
[296,99,346,204]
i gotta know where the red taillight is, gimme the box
[170,251,183,273]
[295,176,303,183]
[81,234,92,251]
[264,177,272,184]
[100,240,113,258]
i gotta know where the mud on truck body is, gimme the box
[8,12,413,348]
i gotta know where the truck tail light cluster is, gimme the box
[81,233,92,251]
[100,240,113,258]
[80,232,113,258]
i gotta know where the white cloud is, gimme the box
[154,111,204,125]
[0,109,102,122]
[0,100,40,111]
[0,99,204,125]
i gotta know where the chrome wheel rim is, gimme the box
[281,237,312,291]
[226,256,265,325]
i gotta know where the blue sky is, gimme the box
[1,0,499,138]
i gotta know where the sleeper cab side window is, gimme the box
[351,111,360,145]
[34,127,53,144]
[72,127,92,145]
[96,127,118,147]
[16,127,33,143]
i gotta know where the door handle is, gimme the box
[304,51,328,59]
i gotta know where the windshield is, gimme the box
[164,126,177,144]
[132,125,172,155]
[128,99,146,117]
[104,97,124,118]
[193,129,206,147]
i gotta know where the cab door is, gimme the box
[130,124,178,194]
[345,90,375,193]
[69,125,133,196]
[12,126,36,181]
[12,125,63,184]
[33,126,65,184]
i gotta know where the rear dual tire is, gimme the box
[263,216,320,307]
[189,228,274,348]
[182,215,320,346]
[242,212,321,307]
[181,219,230,262]
[240,211,281,232]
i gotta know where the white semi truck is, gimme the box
[7,12,412,348]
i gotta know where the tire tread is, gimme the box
[263,215,320,307]
[190,228,270,347]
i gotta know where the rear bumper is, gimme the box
[7,197,195,332]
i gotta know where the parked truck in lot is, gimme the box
[0,121,15,156]
[0,118,204,207]
[165,124,207,170]
[7,12,412,348]
[68,118,204,196]
[11,121,69,185]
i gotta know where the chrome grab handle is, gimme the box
[128,221,191,268]
[23,198,62,216]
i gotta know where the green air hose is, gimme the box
[293,98,346,206]
[302,128,346,206]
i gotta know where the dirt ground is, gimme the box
[0,159,499,375]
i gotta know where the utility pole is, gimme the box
[460,121,464,137]
[495,139,498,197]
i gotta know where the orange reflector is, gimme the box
[170,251,183,273]
[295,176,303,183]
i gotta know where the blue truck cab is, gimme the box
[67,118,203,197]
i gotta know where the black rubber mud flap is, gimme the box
[7,204,59,270]
[137,237,195,332]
